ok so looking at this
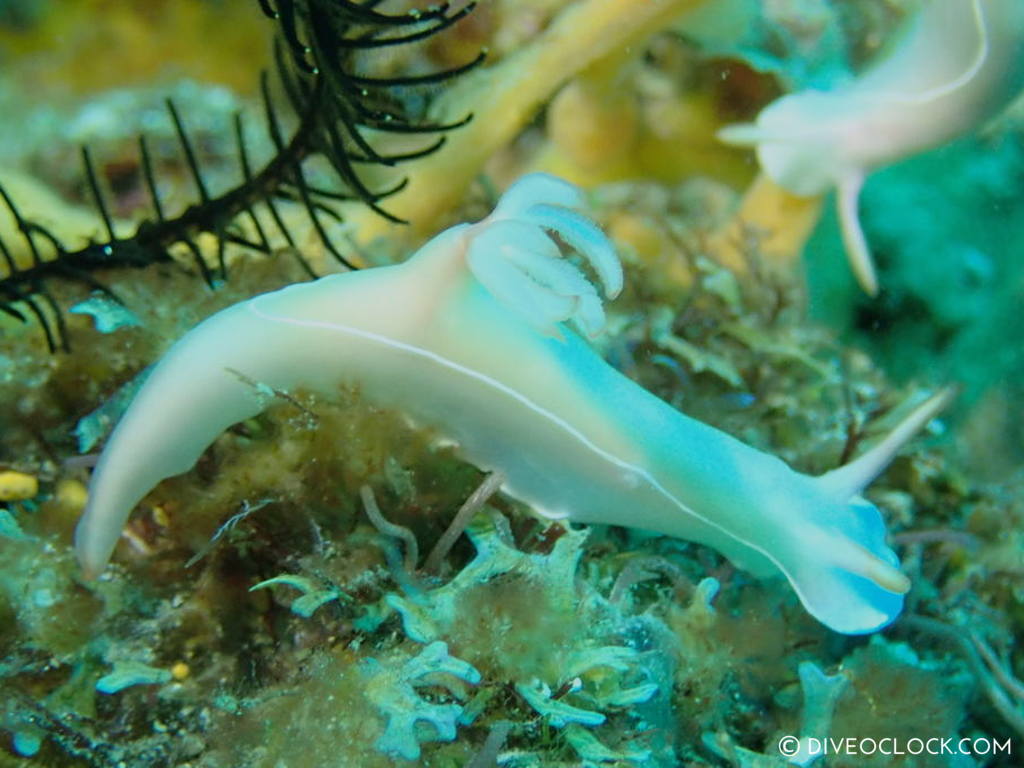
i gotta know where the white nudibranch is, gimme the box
[719,0,1024,295]
[75,173,947,634]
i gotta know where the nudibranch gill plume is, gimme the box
[75,173,949,634]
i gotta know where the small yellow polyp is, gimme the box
[56,479,89,512]
[0,470,39,501]
[171,662,191,681]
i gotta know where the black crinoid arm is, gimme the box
[0,0,481,352]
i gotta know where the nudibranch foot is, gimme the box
[75,172,947,635]
[784,496,906,635]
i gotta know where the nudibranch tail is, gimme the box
[74,305,275,578]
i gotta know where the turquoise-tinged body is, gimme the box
[76,174,929,634]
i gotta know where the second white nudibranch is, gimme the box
[75,173,948,634]
[719,0,1024,294]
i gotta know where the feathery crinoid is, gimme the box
[0,0,481,352]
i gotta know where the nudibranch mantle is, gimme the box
[719,0,1024,294]
[76,173,944,635]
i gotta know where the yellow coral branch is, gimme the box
[0,168,106,272]
[349,0,712,244]
[705,172,823,278]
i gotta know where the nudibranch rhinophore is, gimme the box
[75,173,949,634]
[718,0,1024,295]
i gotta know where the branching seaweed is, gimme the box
[0,0,481,351]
